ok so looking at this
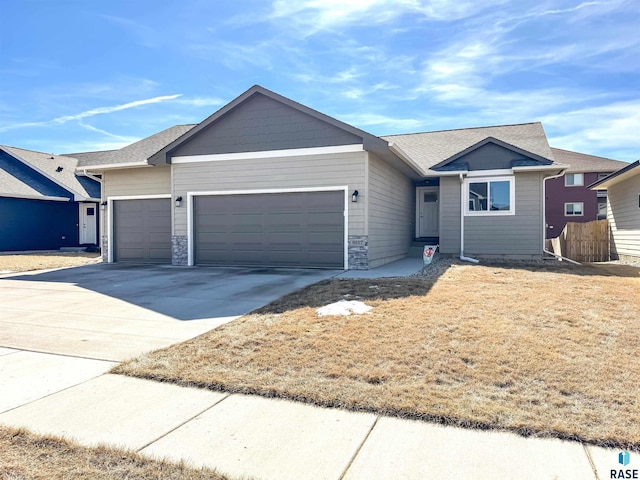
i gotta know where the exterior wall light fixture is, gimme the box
[175,196,183,207]
[352,190,359,202]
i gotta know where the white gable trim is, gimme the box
[172,145,364,164]
[81,162,152,171]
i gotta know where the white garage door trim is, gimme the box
[187,186,349,269]
[107,194,171,263]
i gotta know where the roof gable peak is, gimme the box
[148,85,385,165]
[432,136,553,171]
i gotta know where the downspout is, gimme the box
[459,172,479,263]
[542,171,581,264]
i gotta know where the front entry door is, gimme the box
[417,188,439,237]
[80,203,97,244]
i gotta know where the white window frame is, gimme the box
[597,200,607,220]
[564,173,584,187]
[564,202,584,217]
[464,176,515,216]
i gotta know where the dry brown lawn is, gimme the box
[114,260,640,451]
[0,426,228,480]
[0,252,101,273]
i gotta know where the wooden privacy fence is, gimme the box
[550,219,609,262]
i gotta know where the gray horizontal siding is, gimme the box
[439,176,461,254]
[102,166,171,238]
[608,174,640,258]
[445,142,531,171]
[367,153,413,268]
[466,172,542,257]
[439,172,543,258]
[171,93,361,157]
[173,151,366,237]
[103,167,171,197]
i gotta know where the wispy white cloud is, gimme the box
[543,100,640,161]
[518,1,604,19]
[56,138,145,154]
[100,15,160,48]
[293,68,365,85]
[186,40,281,70]
[174,96,225,107]
[0,95,182,133]
[269,0,509,34]
[339,112,427,131]
[77,122,139,143]
[54,95,183,123]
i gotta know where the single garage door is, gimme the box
[113,198,171,263]
[195,191,344,268]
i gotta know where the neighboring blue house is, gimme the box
[0,146,101,251]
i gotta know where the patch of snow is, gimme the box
[316,300,373,317]
[0,270,12,274]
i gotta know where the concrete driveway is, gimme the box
[0,263,339,362]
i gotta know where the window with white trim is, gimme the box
[565,202,584,216]
[565,173,584,186]
[597,200,607,220]
[465,176,515,216]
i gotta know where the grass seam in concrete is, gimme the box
[135,393,232,453]
[582,445,601,480]
[338,415,380,480]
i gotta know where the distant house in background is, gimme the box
[0,146,100,251]
[545,148,628,238]
[590,160,640,261]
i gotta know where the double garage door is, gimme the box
[113,191,344,268]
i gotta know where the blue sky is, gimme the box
[1,0,639,161]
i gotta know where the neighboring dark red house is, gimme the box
[545,148,628,238]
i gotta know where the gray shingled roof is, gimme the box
[550,147,628,173]
[0,146,99,200]
[69,149,119,167]
[382,122,558,173]
[69,124,196,167]
[0,161,51,199]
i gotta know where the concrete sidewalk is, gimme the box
[0,353,619,480]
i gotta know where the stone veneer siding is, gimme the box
[172,235,188,266]
[348,235,369,270]
[101,235,108,262]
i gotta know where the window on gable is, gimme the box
[565,202,584,216]
[465,177,514,216]
[565,173,584,186]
